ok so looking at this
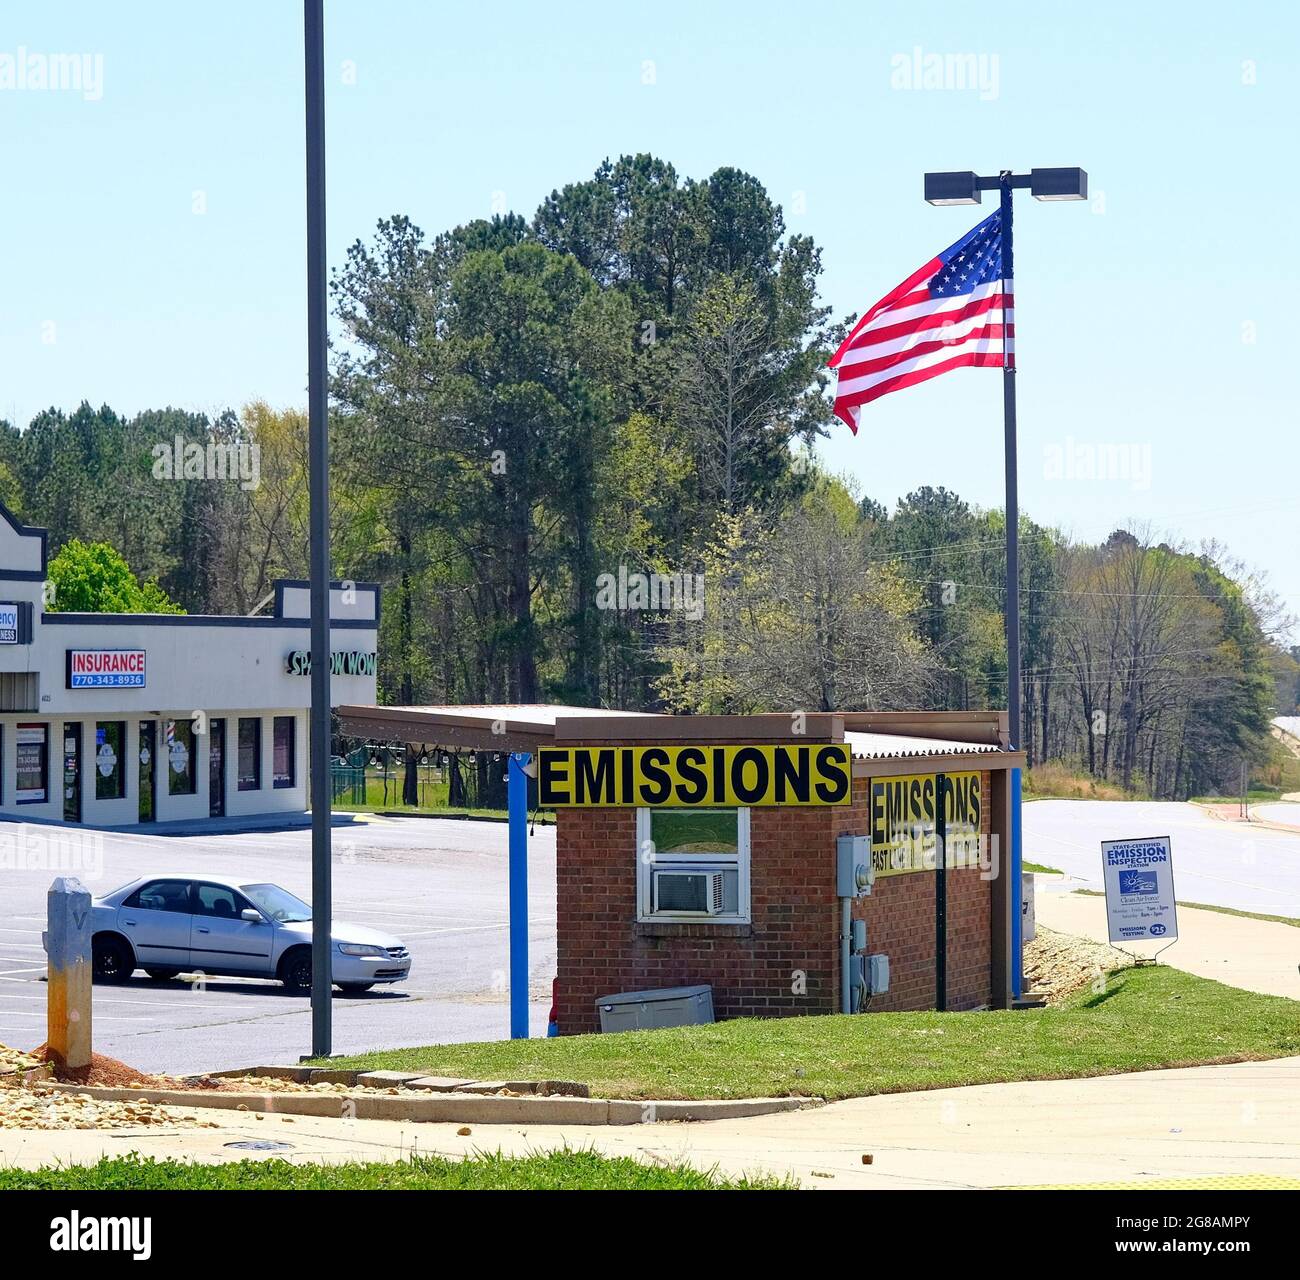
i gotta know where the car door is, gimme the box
[190,882,275,976]
[118,879,194,969]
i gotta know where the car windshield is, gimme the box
[240,883,311,923]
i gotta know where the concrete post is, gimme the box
[46,876,93,1071]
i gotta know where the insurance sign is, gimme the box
[66,649,147,689]
[1101,836,1177,944]
[537,744,853,807]
[0,603,17,644]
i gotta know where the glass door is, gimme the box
[138,720,157,823]
[209,718,226,818]
[62,723,82,823]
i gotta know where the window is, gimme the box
[95,721,126,800]
[241,883,311,923]
[272,715,295,789]
[165,719,196,796]
[124,880,192,913]
[636,807,750,923]
[193,882,254,919]
[238,717,261,791]
[16,723,47,804]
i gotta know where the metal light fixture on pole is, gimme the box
[923,165,1087,1001]
[304,0,332,1057]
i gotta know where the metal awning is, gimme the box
[333,703,663,753]
[335,704,1016,765]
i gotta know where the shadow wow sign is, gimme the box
[537,744,854,807]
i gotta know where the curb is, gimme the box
[359,811,554,827]
[26,1077,817,1126]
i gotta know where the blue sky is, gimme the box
[2,1,1297,623]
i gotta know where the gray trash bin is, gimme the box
[595,984,714,1033]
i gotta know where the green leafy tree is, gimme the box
[46,539,185,614]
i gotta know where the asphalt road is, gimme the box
[1023,799,1300,917]
[1254,802,1300,828]
[0,814,556,1075]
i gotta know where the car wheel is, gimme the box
[144,968,179,981]
[92,936,133,984]
[337,983,375,995]
[280,951,312,993]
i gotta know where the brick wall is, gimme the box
[842,770,993,1012]
[554,753,996,1033]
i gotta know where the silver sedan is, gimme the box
[83,874,411,994]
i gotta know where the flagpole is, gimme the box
[999,172,1024,1002]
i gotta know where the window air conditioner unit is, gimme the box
[652,869,726,916]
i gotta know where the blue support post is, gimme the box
[1011,766,1023,999]
[507,752,531,1039]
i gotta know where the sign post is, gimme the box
[508,752,531,1039]
[46,876,93,1072]
[1100,836,1178,959]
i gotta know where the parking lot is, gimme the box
[0,815,556,1075]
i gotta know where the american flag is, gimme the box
[828,209,1012,433]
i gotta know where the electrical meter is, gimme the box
[836,834,874,897]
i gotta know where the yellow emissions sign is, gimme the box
[537,744,854,807]
[868,771,983,876]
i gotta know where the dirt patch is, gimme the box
[26,1044,154,1088]
[1023,926,1128,1004]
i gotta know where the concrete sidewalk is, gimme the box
[1035,884,1300,1001]
[4,1056,1299,1189]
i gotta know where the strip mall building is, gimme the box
[337,704,1026,1026]
[0,505,378,826]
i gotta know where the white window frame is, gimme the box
[636,806,751,924]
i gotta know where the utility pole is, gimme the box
[304,0,332,1058]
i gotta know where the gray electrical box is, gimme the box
[850,919,867,953]
[868,954,890,995]
[836,834,874,897]
[595,984,714,1033]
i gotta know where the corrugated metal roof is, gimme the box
[845,730,1002,760]
[374,704,663,727]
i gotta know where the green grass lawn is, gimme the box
[320,966,1299,1102]
[1023,861,1063,875]
[1188,790,1290,806]
[0,1151,784,1191]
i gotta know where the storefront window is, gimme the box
[238,717,261,791]
[95,721,126,800]
[16,723,48,804]
[272,716,295,789]
[636,807,750,923]
[166,719,197,796]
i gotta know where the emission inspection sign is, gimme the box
[537,744,853,807]
[1101,835,1178,944]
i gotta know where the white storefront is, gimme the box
[0,505,378,827]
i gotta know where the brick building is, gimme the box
[337,704,1026,1036]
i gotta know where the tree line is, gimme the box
[2,154,1294,800]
